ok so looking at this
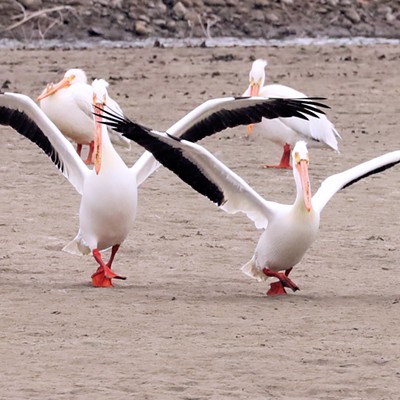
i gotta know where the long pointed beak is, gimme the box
[249,83,260,97]
[93,101,103,175]
[297,160,312,212]
[37,77,71,101]
[246,84,260,135]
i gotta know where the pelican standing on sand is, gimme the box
[243,59,341,169]
[99,108,400,295]
[0,85,327,287]
[37,68,131,163]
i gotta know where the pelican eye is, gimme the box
[68,74,76,83]
[295,152,309,165]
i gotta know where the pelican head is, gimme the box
[37,68,87,101]
[92,79,109,175]
[292,141,312,212]
[246,59,267,135]
[248,59,267,97]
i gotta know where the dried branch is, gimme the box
[1,2,74,33]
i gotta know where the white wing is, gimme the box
[131,150,161,187]
[177,138,280,229]
[69,83,93,120]
[0,92,89,194]
[130,96,325,186]
[110,118,281,229]
[132,97,259,186]
[312,150,400,213]
[261,84,341,150]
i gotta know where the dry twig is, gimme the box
[1,1,74,33]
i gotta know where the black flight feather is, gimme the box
[96,96,329,145]
[95,96,331,205]
[98,114,225,205]
[0,106,64,173]
[179,97,329,143]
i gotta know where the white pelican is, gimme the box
[243,59,341,169]
[99,109,400,295]
[0,87,327,287]
[37,68,131,164]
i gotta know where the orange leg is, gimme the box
[83,141,95,165]
[91,245,126,287]
[263,267,299,296]
[262,143,292,169]
[76,143,83,156]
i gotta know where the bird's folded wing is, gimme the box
[70,84,93,120]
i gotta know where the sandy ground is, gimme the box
[0,44,400,399]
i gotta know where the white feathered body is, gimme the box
[64,137,137,255]
[40,83,94,145]
[40,83,130,149]
[242,204,320,281]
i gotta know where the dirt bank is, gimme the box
[0,0,399,43]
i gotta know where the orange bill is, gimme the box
[93,97,103,175]
[36,75,73,101]
[297,159,312,212]
[246,83,260,135]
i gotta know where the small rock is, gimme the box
[253,10,265,22]
[138,14,151,23]
[153,19,167,28]
[87,26,104,37]
[384,8,396,24]
[265,12,279,24]
[155,0,167,13]
[1,80,11,89]
[135,20,152,36]
[173,1,187,20]
[344,7,361,23]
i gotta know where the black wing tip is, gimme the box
[342,159,400,190]
[166,132,182,142]
[0,105,64,173]
[234,96,331,112]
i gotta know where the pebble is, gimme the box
[173,2,187,20]
[344,7,361,24]
[135,20,152,36]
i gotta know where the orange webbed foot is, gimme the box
[267,281,287,296]
[91,267,114,287]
